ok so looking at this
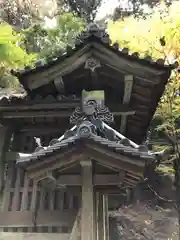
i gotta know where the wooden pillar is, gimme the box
[96,192,103,240]
[96,192,109,240]
[120,75,133,134]
[103,194,109,240]
[0,126,12,193]
[80,160,94,240]
[21,173,30,210]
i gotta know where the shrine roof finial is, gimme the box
[77,22,110,44]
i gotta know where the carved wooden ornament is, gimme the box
[85,57,101,72]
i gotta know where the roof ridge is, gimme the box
[17,120,154,164]
[11,22,178,78]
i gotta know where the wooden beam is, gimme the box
[120,75,133,134]
[85,148,144,177]
[26,150,82,179]
[0,210,76,227]
[92,43,165,81]
[80,160,94,240]
[56,174,124,186]
[6,152,19,161]
[24,145,144,181]
[29,49,92,90]
[1,104,135,119]
[2,110,73,119]
[85,144,145,168]
[0,102,79,111]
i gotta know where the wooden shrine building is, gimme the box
[0,23,176,239]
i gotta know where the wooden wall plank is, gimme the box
[0,211,76,227]
[30,180,37,211]
[21,173,29,211]
[1,163,14,211]
[48,189,55,232]
[12,168,21,211]
[0,127,12,193]
[39,187,45,210]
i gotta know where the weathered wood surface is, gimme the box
[1,162,14,211]
[33,174,124,186]
[96,193,110,240]
[0,233,70,240]
[0,210,76,227]
[92,43,165,80]
[22,141,144,185]
[80,160,94,240]
[0,164,81,233]
[0,127,12,192]
[23,42,166,91]
[1,104,135,118]
[69,209,81,240]
[103,194,109,240]
[29,46,92,90]
[96,192,104,240]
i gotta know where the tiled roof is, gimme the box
[17,120,155,166]
[0,94,80,106]
[12,23,178,78]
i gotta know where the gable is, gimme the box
[15,41,172,93]
[16,120,155,188]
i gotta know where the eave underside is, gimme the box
[17,139,148,183]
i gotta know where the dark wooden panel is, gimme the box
[0,210,76,227]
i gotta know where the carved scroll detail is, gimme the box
[70,105,114,125]
[85,57,101,72]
